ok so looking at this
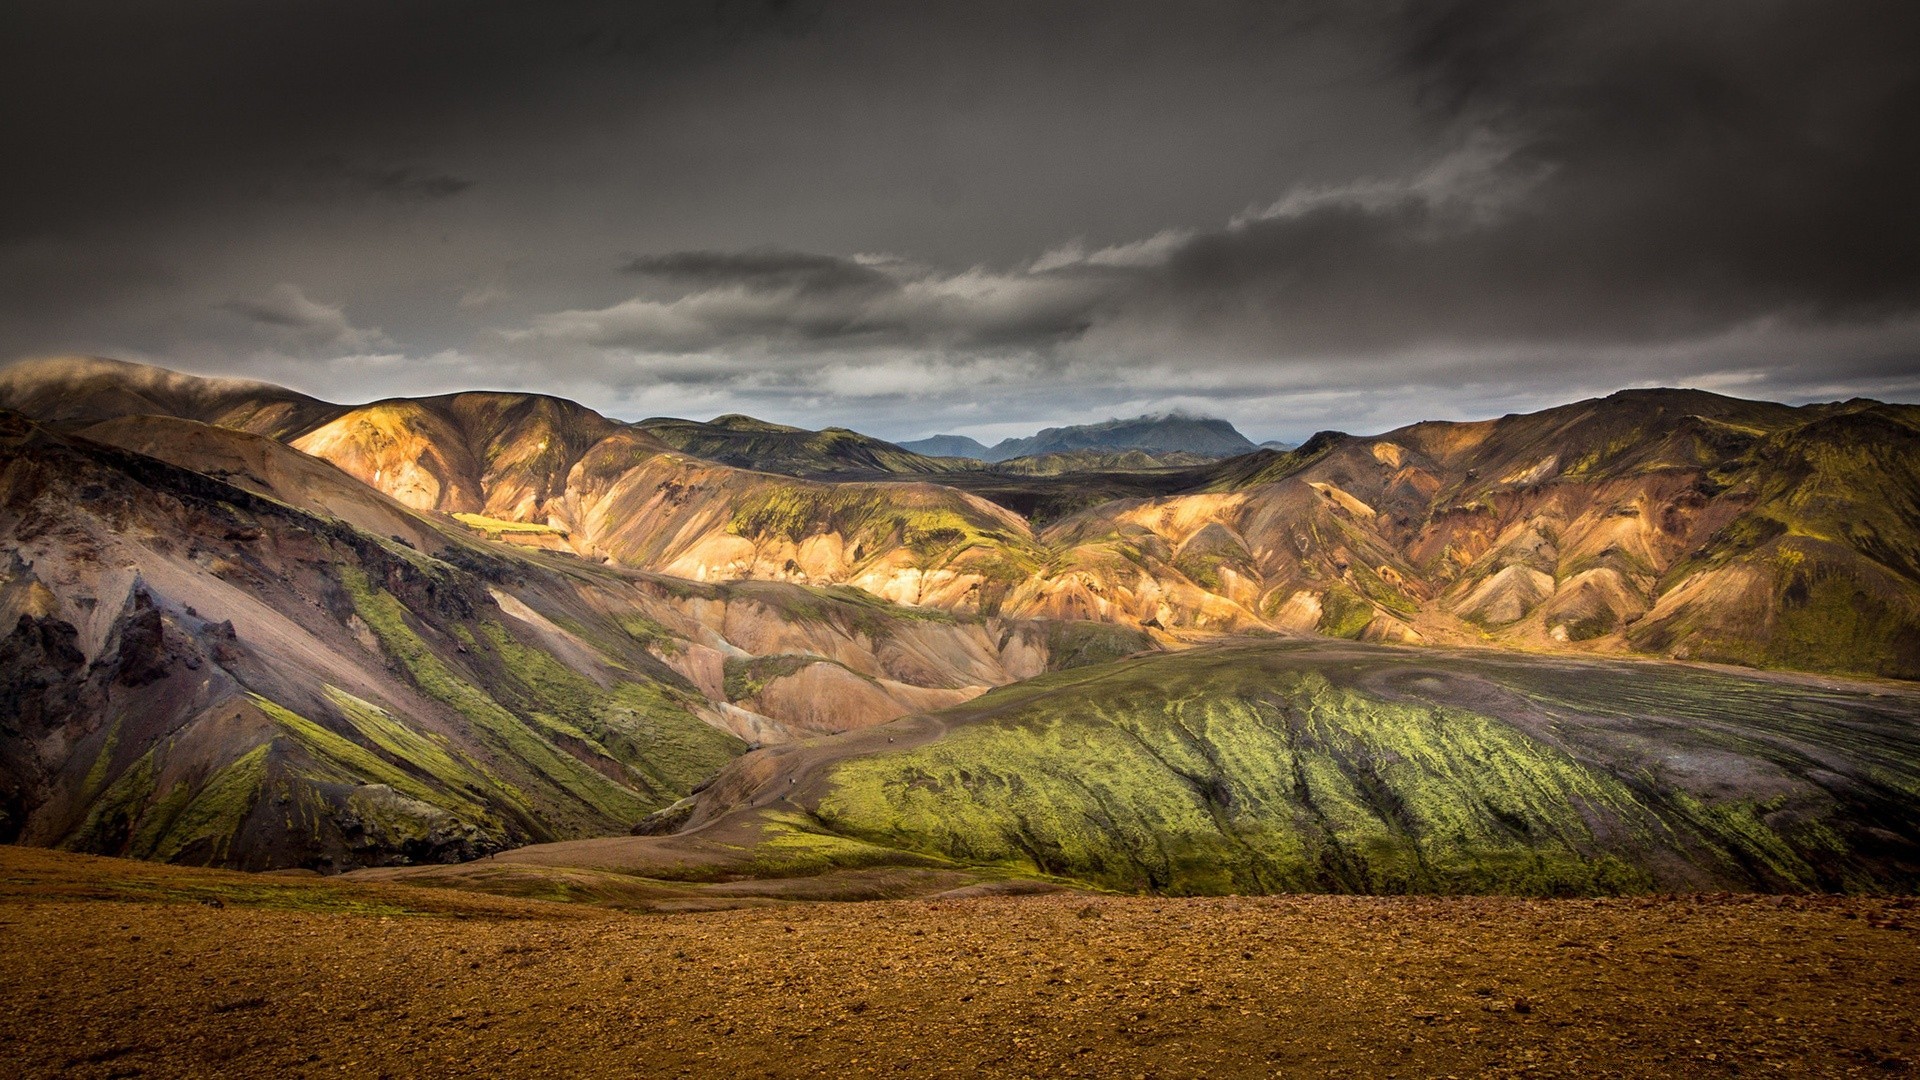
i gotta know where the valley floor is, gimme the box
[2,849,1917,1078]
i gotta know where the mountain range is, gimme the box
[3,355,1918,894]
[900,413,1260,462]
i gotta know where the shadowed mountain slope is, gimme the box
[906,413,1259,462]
[0,356,337,439]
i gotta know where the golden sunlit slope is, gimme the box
[1036,389,1920,676]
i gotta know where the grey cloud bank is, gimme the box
[2,1,1915,443]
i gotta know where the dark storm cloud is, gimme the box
[538,1,1920,374]
[2,0,1916,441]
[536,252,1108,352]
[622,251,893,296]
[222,284,385,351]
[0,0,820,238]
[1380,0,1920,318]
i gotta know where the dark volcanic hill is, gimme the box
[909,413,1261,462]
[896,434,992,458]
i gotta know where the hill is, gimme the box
[896,433,992,458]
[637,414,970,478]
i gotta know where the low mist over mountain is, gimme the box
[903,413,1259,462]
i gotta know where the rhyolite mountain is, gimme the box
[901,412,1260,462]
[3,355,1920,672]
[5,355,1920,891]
[7,359,1919,678]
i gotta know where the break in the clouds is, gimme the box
[2,1,1916,441]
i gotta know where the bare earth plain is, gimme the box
[2,849,1917,1078]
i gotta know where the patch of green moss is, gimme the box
[451,512,568,536]
[725,485,1042,581]
[321,686,492,799]
[338,565,656,828]
[1348,563,1422,618]
[616,611,684,655]
[63,748,159,855]
[723,653,819,702]
[148,744,270,863]
[744,812,956,877]
[1317,582,1376,639]
[79,717,121,798]
[599,682,745,798]
[467,620,739,793]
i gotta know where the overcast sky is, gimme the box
[3,1,1917,442]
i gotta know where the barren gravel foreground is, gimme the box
[2,849,1918,1079]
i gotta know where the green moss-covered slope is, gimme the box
[780,643,1920,896]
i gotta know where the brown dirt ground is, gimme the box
[2,847,1918,1079]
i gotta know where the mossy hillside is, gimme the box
[813,654,1663,896]
[616,611,684,654]
[1642,406,1920,677]
[1450,650,1920,889]
[144,745,271,864]
[337,565,662,831]
[1640,535,1920,678]
[66,741,273,867]
[320,686,496,802]
[1200,433,1342,492]
[640,416,965,477]
[472,620,743,800]
[800,643,1920,895]
[1316,582,1377,639]
[742,811,965,878]
[250,695,499,826]
[722,653,818,702]
[598,681,745,799]
[63,748,160,856]
[725,485,1041,582]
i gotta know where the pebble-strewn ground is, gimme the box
[2,848,1916,1079]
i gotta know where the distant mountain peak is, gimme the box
[984,413,1257,462]
[896,434,993,458]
